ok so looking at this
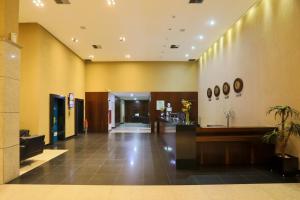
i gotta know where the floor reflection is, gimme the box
[9,132,300,185]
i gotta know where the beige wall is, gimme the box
[85,61,198,92]
[198,0,300,164]
[19,23,85,144]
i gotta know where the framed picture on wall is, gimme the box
[156,100,165,111]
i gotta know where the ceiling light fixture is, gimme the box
[208,19,216,26]
[88,55,95,60]
[130,93,134,97]
[71,37,79,43]
[185,54,190,58]
[33,0,44,7]
[191,46,196,50]
[107,0,116,6]
[125,54,131,59]
[199,35,204,40]
[119,36,126,42]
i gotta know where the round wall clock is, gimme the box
[214,86,220,97]
[233,78,244,93]
[223,82,230,95]
[207,88,212,99]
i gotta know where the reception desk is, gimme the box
[196,127,275,165]
[158,118,197,169]
[159,119,275,168]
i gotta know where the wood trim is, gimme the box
[196,135,263,142]
[85,92,109,133]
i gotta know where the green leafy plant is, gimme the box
[264,105,300,157]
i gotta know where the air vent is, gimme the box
[92,45,102,49]
[54,0,71,4]
[189,0,204,3]
[170,45,180,49]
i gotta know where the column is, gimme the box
[0,0,20,184]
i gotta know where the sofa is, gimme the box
[20,130,45,161]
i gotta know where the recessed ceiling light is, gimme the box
[185,54,190,58]
[33,0,44,7]
[191,46,196,50]
[119,36,126,42]
[199,35,204,40]
[88,55,95,60]
[71,37,79,43]
[125,54,131,59]
[107,0,116,6]
[208,19,216,26]
[10,54,17,59]
[130,93,134,97]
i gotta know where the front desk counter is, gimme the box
[158,119,275,168]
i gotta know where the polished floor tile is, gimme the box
[1,184,300,200]
[9,132,300,185]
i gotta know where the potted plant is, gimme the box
[264,105,300,176]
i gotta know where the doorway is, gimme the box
[110,92,151,133]
[49,94,66,144]
[75,98,84,135]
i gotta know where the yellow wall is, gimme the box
[0,0,19,39]
[85,61,198,92]
[19,23,85,144]
[198,0,300,165]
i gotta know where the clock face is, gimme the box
[214,85,220,97]
[223,82,230,95]
[207,88,212,98]
[233,78,244,93]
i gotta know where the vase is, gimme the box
[185,112,190,125]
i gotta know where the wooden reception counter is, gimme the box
[158,118,197,169]
[196,127,275,165]
[158,119,275,168]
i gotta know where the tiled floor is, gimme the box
[9,132,300,185]
[110,123,151,133]
[20,149,67,175]
[1,184,300,200]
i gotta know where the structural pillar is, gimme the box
[0,0,20,183]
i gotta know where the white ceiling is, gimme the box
[113,92,150,100]
[19,0,257,61]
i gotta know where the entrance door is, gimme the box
[50,94,66,144]
[75,98,84,135]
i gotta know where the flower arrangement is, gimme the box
[182,99,192,124]
[224,109,234,127]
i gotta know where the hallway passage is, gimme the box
[10,133,300,185]
[110,123,151,134]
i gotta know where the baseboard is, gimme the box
[65,134,76,140]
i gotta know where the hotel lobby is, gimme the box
[0,0,300,199]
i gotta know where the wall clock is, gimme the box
[207,88,212,99]
[233,78,244,93]
[223,82,230,96]
[214,85,220,97]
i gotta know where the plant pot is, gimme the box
[271,154,299,176]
